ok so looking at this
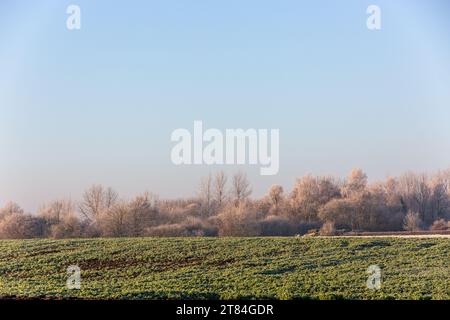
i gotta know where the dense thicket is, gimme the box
[1,169,449,239]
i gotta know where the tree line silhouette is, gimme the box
[1,169,449,239]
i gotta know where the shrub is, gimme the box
[430,219,449,231]
[216,203,261,236]
[0,213,44,239]
[258,215,295,236]
[319,221,336,236]
[145,223,187,237]
[403,211,423,232]
[146,217,217,237]
[50,215,83,239]
[83,221,102,238]
[295,223,323,235]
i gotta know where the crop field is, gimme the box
[0,237,448,300]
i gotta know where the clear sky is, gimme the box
[1,0,450,212]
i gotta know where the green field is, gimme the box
[0,237,448,300]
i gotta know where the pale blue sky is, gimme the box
[1,1,450,211]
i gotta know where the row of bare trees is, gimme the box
[1,169,450,239]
